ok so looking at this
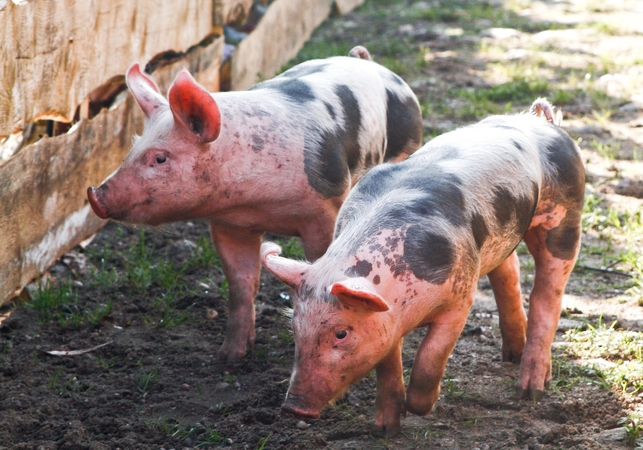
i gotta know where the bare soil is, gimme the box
[1,0,642,449]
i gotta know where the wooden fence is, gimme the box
[0,0,364,304]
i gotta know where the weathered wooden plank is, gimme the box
[213,0,255,26]
[0,0,213,136]
[230,0,334,90]
[334,0,365,15]
[0,35,224,305]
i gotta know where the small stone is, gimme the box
[206,309,218,320]
[481,27,521,39]
[216,382,230,391]
[599,427,627,441]
[234,382,241,390]
[296,420,308,430]
[346,394,360,406]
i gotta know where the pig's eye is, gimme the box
[156,155,167,164]
[335,330,348,340]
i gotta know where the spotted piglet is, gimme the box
[262,99,584,435]
[87,47,423,361]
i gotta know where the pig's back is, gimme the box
[247,56,422,196]
[333,114,581,277]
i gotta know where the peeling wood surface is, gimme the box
[213,0,255,26]
[0,36,224,305]
[230,0,334,90]
[0,0,213,136]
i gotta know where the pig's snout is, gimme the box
[281,394,321,420]
[87,186,109,219]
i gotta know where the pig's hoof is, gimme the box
[515,386,545,401]
[502,348,523,364]
[371,422,401,437]
[404,393,436,417]
[217,344,247,362]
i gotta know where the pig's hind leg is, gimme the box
[517,220,580,400]
[487,251,528,363]
[210,224,264,362]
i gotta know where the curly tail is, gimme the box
[530,97,563,126]
[349,45,372,61]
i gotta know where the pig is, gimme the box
[261,98,584,435]
[86,47,423,361]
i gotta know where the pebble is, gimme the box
[206,309,218,320]
[346,394,360,406]
[481,27,521,39]
[216,382,230,391]
[599,427,627,441]
[296,420,308,430]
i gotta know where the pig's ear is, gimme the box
[331,278,389,313]
[126,63,166,118]
[168,70,221,144]
[261,242,309,289]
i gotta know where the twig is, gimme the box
[575,265,633,278]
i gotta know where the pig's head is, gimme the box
[87,63,222,225]
[261,242,394,419]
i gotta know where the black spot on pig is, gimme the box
[491,183,538,236]
[373,275,381,285]
[324,102,336,120]
[544,129,585,205]
[345,260,373,278]
[282,63,328,78]
[388,72,404,85]
[471,212,489,249]
[492,186,515,227]
[384,89,422,161]
[303,85,361,198]
[511,139,524,152]
[251,134,264,153]
[546,209,581,260]
[252,78,315,103]
[335,84,362,171]
[403,228,455,284]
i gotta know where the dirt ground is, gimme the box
[1,0,643,449]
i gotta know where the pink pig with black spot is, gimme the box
[87,47,423,362]
[262,98,584,435]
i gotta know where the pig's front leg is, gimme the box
[517,225,578,400]
[487,251,527,363]
[372,338,406,437]
[210,224,264,362]
[299,212,340,261]
[405,304,471,416]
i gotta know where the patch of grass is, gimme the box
[190,235,220,269]
[27,282,111,330]
[256,433,271,450]
[27,281,77,324]
[589,139,621,160]
[137,369,158,394]
[558,318,643,396]
[197,429,227,447]
[619,414,643,446]
[442,374,465,399]
[97,356,119,371]
[275,237,306,260]
[278,329,294,345]
[125,230,156,292]
[449,78,551,120]
[152,289,190,329]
